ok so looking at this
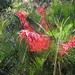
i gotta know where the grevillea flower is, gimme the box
[15,11,28,25]
[59,36,75,56]
[36,4,50,31]
[36,4,46,15]
[17,30,50,52]
[26,31,50,52]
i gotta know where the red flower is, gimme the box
[36,4,50,31]
[36,4,46,15]
[59,36,75,56]
[17,30,50,52]
[15,11,28,25]
[26,31,50,52]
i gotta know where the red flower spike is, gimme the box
[36,4,46,16]
[15,11,28,25]
[36,4,50,31]
[59,36,75,56]
[26,31,50,52]
[17,30,50,52]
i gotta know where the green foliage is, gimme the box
[0,0,13,11]
[0,0,75,75]
[47,0,75,27]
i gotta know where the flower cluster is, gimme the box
[17,30,50,52]
[36,4,46,15]
[59,36,75,56]
[16,10,50,52]
[36,4,50,31]
[26,31,50,52]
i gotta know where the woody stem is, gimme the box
[58,61,62,75]
[53,40,60,75]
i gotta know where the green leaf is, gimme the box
[62,23,73,37]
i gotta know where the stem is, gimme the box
[58,61,62,75]
[53,30,62,75]
[53,41,59,75]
